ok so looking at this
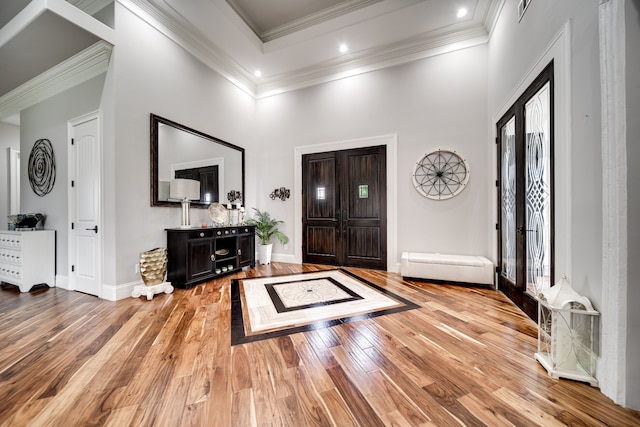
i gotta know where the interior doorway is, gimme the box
[302,145,387,270]
[496,62,554,321]
[68,111,102,297]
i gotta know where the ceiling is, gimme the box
[0,0,503,122]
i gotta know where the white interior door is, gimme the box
[69,112,102,296]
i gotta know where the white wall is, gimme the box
[111,4,256,286]
[20,74,106,279]
[255,45,490,268]
[625,0,640,410]
[0,122,20,222]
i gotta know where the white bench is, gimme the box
[400,252,494,287]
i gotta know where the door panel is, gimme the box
[303,153,339,265]
[187,238,214,280]
[69,113,101,296]
[524,83,552,295]
[342,147,386,268]
[497,62,553,321]
[303,146,386,269]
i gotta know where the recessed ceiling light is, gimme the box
[254,70,262,78]
[457,8,468,18]
[339,43,348,53]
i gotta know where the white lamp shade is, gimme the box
[170,179,200,200]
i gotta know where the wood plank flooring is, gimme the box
[0,263,638,426]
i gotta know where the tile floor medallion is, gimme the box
[231,269,419,345]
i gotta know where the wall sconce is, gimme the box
[227,190,242,203]
[270,187,290,201]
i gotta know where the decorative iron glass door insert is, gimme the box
[497,62,554,321]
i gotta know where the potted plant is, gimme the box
[246,208,289,264]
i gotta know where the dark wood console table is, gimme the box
[166,225,255,289]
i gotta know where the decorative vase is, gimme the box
[140,247,168,286]
[257,243,273,264]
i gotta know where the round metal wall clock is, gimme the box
[412,149,470,200]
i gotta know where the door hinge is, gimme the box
[495,180,499,187]
[71,265,75,272]
[71,138,75,145]
[495,136,499,145]
[71,222,74,230]
[495,266,499,273]
[71,180,75,188]
[495,223,499,230]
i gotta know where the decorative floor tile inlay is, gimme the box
[266,277,363,312]
[231,269,419,345]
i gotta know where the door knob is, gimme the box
[517,226,535,235]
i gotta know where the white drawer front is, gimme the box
[0,249,21,266]
[0,234,21,249]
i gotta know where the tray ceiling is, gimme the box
[0,0,502,115]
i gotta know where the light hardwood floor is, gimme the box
[0,263,638,426]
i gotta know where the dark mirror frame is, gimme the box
[150,113,245,208]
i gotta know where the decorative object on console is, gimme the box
[170,178,200,228]
[7,213,46,230]
[28,139,56,197]
[269,187,290,201]
[245,208,288,264]
[208,202,229,226]
[535,275,599,386]
[227,190,241,203]
[238,206,245,225]
[132,247,173,300]
[412,149,470,200]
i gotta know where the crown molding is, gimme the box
[0,40,112,119]
[259,0,381,42]
[120,0,500,99]
[121,0,257,96]
[255,25,489,98]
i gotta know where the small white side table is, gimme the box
[131,282,173,300]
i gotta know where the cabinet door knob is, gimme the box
[238,249,242,255]
[210,254,215,261]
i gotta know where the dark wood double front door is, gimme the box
[302,146,387,270]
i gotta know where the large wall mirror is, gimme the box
[150,114,245,208]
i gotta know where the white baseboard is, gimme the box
[53,274,142,301]
[270,253,297,264]
[102,279,144,301]
[55,274,69,290]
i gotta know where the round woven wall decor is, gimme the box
[28,138,56,197]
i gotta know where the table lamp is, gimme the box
[170,178,200,228]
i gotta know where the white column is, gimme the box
[598,0,628,406]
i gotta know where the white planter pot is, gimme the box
[257,243,273,264]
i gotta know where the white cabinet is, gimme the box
[0,230,55,292]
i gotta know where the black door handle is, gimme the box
[86,225,98,233]
[517,226,535,235]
